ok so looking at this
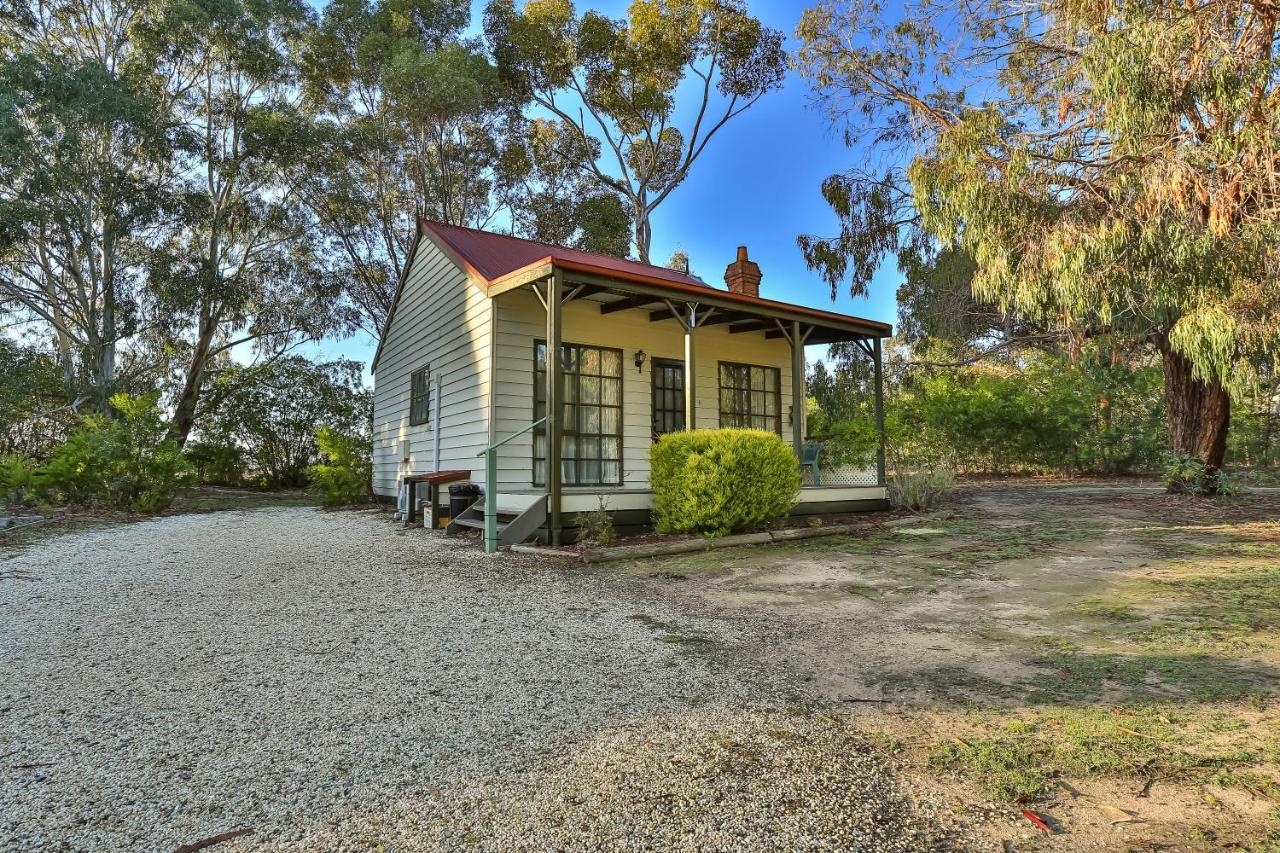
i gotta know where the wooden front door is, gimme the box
[651,359,685,439]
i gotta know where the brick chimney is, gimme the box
[724,246,761,297]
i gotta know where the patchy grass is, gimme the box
[1073,598,1144,622]
[927,702,1280,803]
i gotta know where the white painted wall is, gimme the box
[491,288,796,490]
[370,238,491,497]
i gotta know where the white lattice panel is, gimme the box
[804,464,879,487]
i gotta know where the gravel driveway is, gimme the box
[1,508,970,851]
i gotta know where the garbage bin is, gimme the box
[449,482,482,520]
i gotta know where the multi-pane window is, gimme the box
[651,359,685,438]
[718,362,782,433]
[409,366,431,426]
[534,342,623,486]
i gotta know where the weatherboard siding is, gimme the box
[491,288,795,491]
[371,238,491,498]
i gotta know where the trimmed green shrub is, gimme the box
[308,426,372,507]
[651,428,801,537]
[39,392,195,513]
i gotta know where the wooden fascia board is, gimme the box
[370,221,423,374]
[556,269,891,339]
[485,260,556,297]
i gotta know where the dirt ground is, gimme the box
[613,483,1280,851]
[4,483,1276,851]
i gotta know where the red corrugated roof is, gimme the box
[421,220,709,289]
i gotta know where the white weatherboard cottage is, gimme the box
[371,220,891,547]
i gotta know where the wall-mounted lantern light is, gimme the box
[634,349,647,374]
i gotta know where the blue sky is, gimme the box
[311,0,899,369]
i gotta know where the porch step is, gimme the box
[446,496,548,548]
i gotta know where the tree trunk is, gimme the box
[168,310,219,449]
[634,195,651,263]
[1159,334,1230,494]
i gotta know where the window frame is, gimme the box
[650,357,685,439]
[717,361,782,435]
[409,365,431,426]
[533,340,624,487]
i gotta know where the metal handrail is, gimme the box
[475,417,546,457]
[475,417,546,553]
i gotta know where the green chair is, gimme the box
[801,441,822,486]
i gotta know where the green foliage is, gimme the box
[900,347,1164,475]
[578,495,618,547]
[184,440,245,487]
[1164,453,1244,498]
[1164,452,1209,494]
[796,0,1280,475]
[650,429,800,538]
[298,0,503,335]
[888,468,954,511]
[39,393,194,512]
[485,0,786,261]
[198,357,370,489]
[0,339,72,458]
[0,454,38,508]
[308,426,372,507]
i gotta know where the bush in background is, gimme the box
[1,454,38,509]
[651,429,800,537]
[308,426,372,507]
[197,358,370,489]
[39,393,194,512]
[184,440,245,486]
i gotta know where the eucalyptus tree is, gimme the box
[298,0,505,336]
[484,0,786,263]
[496,117,634,257]
[795,0,1280,491]
[0,0,173,407]
[134,0,356,447]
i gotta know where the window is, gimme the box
[409,366,431,426]
[534,342,623,486]
[651,359,684,439]
[718,362,781,433]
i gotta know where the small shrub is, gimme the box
[889,467,954,511]
[1165,452,1207,493]
[39,392,194,512]
[578,495,617,546]
[1164,452,1241,497]
[0,454,38,508]
[308,426,371,507]
[651,428,801,537]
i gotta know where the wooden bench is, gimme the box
[402,470,473,529]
